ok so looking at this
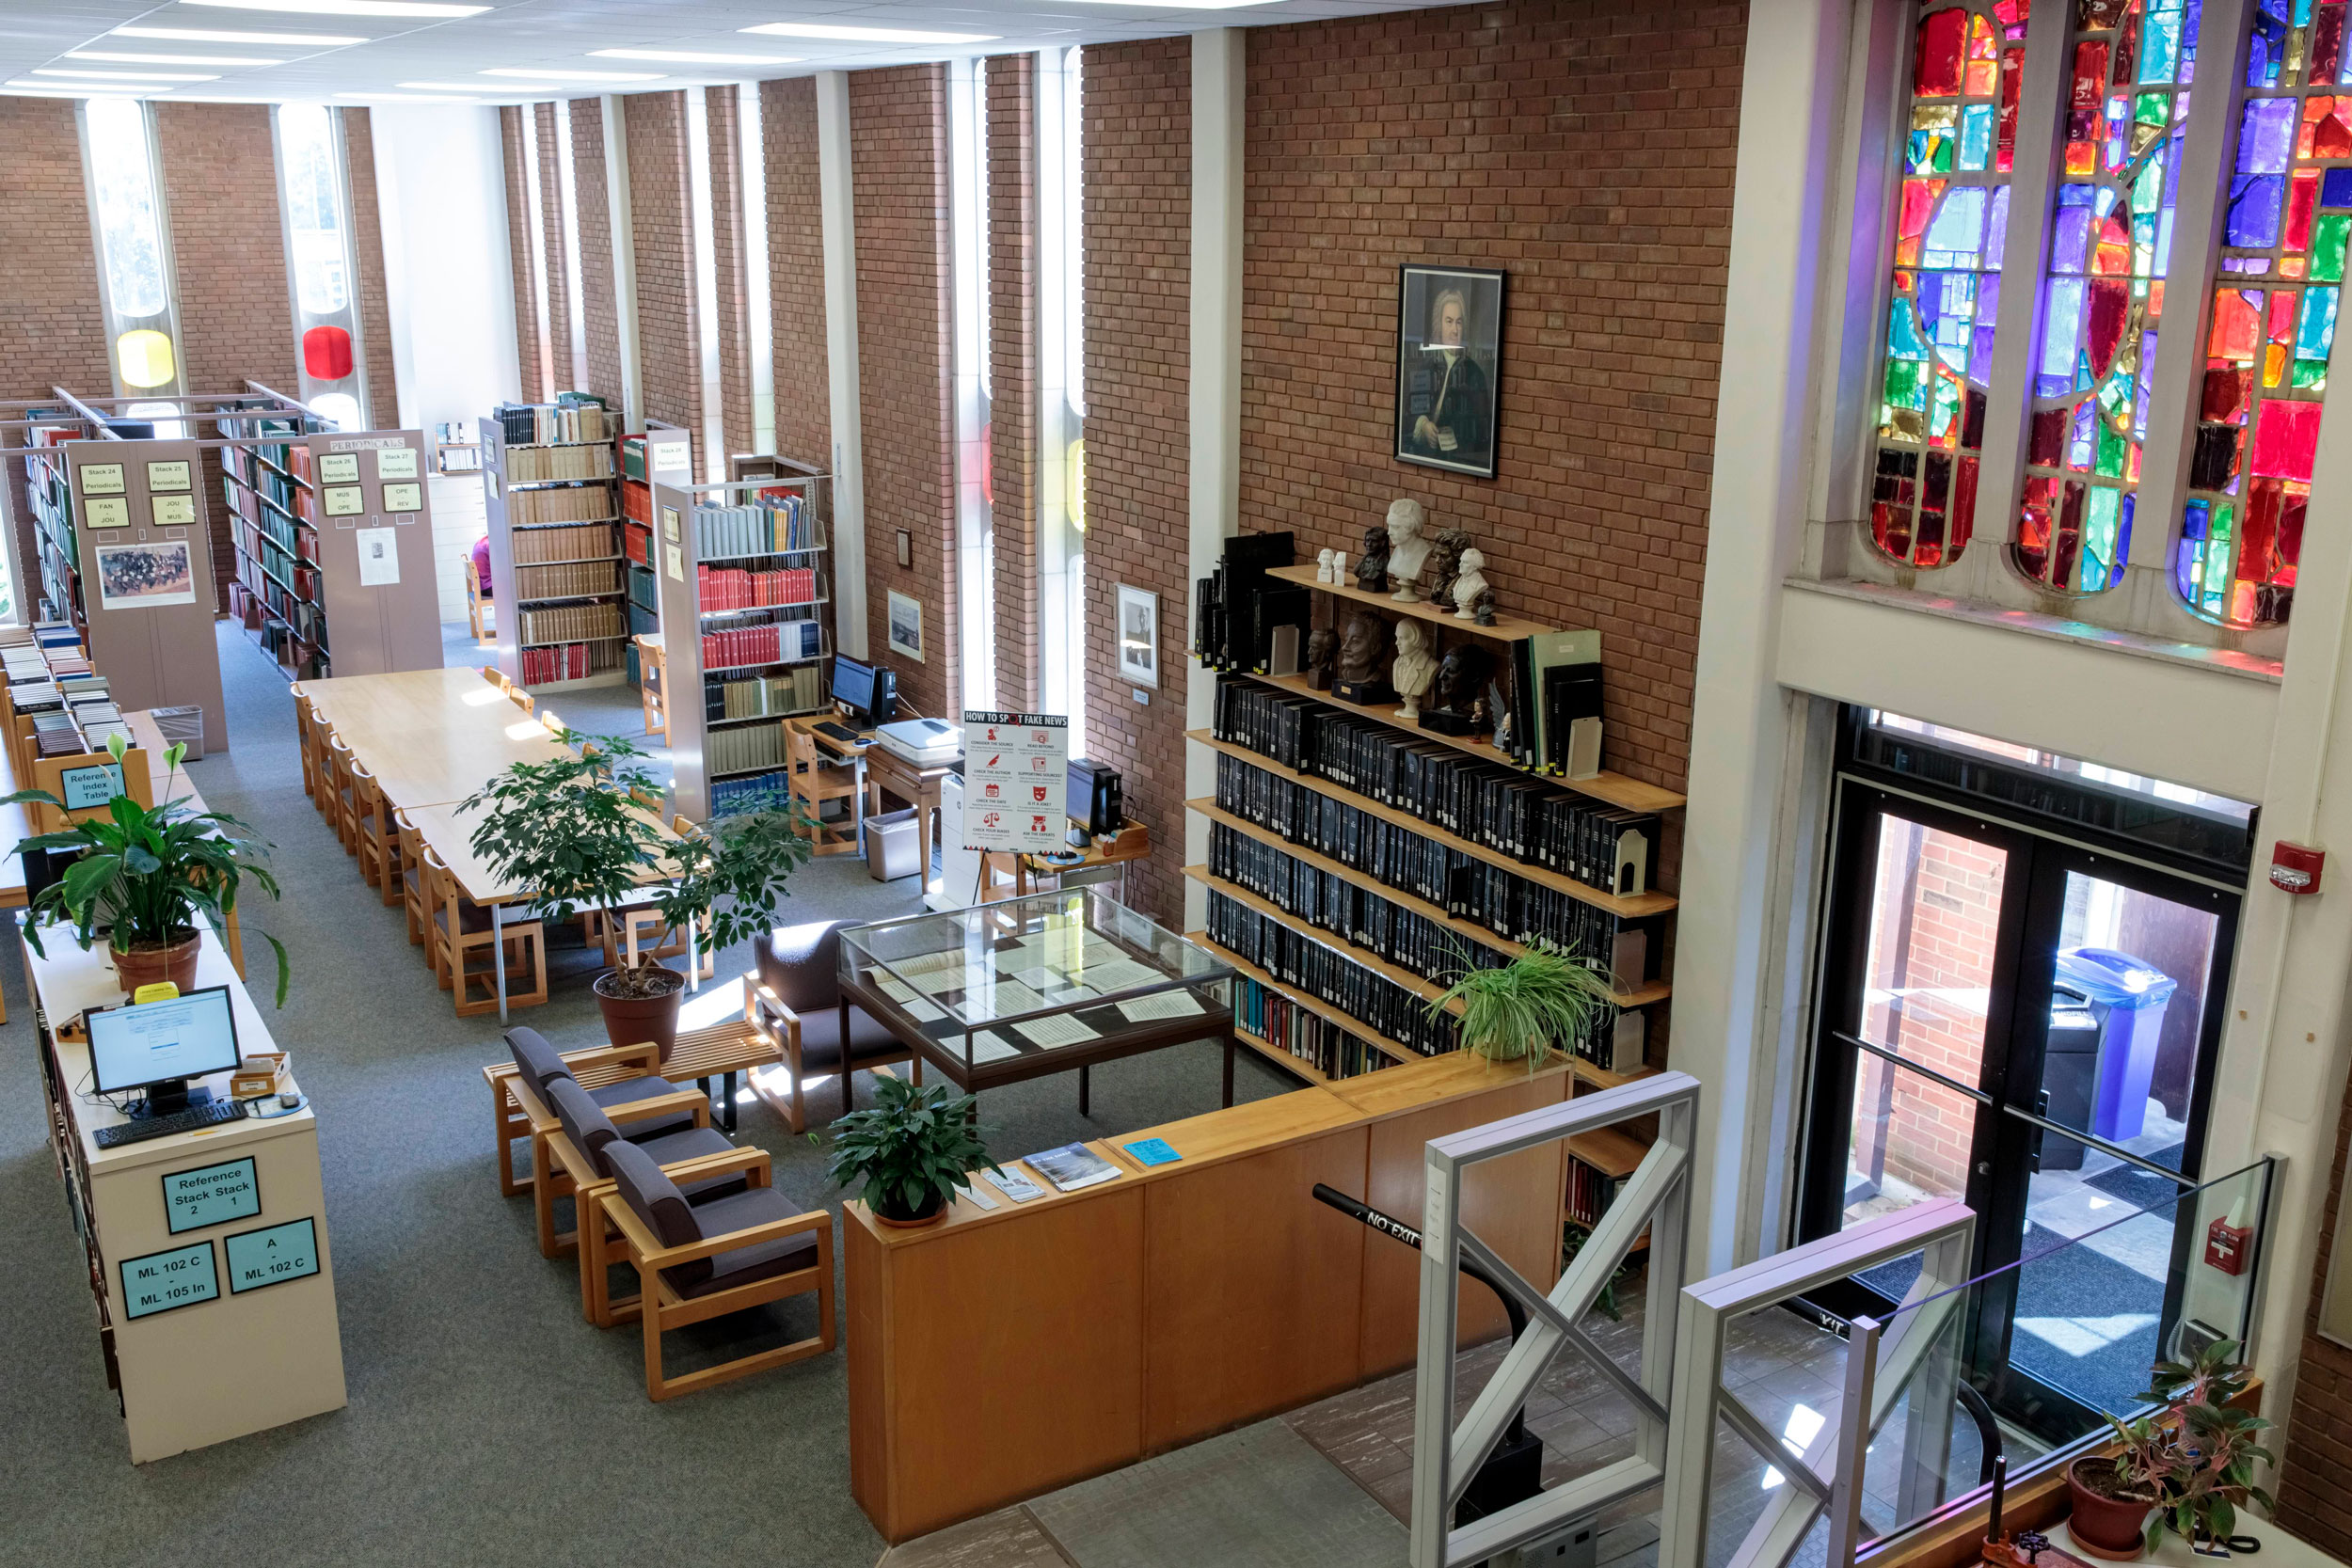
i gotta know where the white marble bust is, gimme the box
[1392,619,1436,720]
[1386,499,1430,603]
[1453,547,1489,619]
[1316,547,1336,583]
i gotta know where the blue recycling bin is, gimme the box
[2054,947,2178,1143]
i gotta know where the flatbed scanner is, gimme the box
[875,717,963,767]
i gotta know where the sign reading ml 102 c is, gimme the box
[162,1155,261,1235]
[119,1241,219,1320]
[225,1217,321,1294]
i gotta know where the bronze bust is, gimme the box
[1354,525,1390,595]
[1336,610,1386,688]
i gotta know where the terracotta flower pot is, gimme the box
[593,964,687,1061]
[2067,1457,2155,1560]
[111,929,201,997]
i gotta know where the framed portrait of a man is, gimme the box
[1394,264,1504,479]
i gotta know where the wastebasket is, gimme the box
[2038,996,2106,1171]
[2053,946,2178,1144]
[149,705,206,762]
[864,808,921,883]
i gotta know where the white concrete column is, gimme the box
[601,95,644,432]
[1674,0,1855,1273]
[1183,26,1245,932]
[817,70,869,658]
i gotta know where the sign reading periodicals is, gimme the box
[79,463,125,496]
[374,446,419,481]
[961,712,1069,854]
[318,453,361,484]
[163,1155,261,1235]
[224,1217,321,1294]
[145,460,192,492]
[119,1240,219,1319]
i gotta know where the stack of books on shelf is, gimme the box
[507,443,614,483]
[508,484,617,526]
[707,721,787,778]
[496,401,612,446]
[695,563,819,610]
[706,668,821,721]
[691,494,821,556]
[518,643,604,685]
[516,561,621,601]
[700,618,823,672]
[1565,1160,1622,1227]
[1232,974,1393,1081]
[516,601,624,647]
[1205,891,1458,1057]
[512,524,614,564]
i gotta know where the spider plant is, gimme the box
[1428,939,1615,1070]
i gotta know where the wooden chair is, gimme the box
[600,1139,835,1402]
[521,1069,715,1261]
[423,847,549,1017]
[491,1029,681,1201]
[294,689,319,802]
[326,737,362,852]
[482,664,509,691]
[745,920,921,1133]
[637,634,668,743]
[350,761,402,905]
[466,567,493,646]
[307,708,342,826]
[510,689,535,717]
[396,811,431,954]
[786,724,860,855]
[605,813,715,980]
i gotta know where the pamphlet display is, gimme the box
[961,711,1070,854]
[162,1156,261,1235]
[119,1241,219,1319]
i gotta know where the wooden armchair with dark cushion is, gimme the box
[490,1025,692,1202]
[601,1139,835,1402]
[545,1076,747,1326]
[747,919,921,1132]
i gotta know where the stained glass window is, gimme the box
[2014,0,2199,594]
[2176,0,2348,627]
[1872,0,2031,569]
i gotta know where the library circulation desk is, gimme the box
[847,1050,1574,1542]
[29,923,346,1463]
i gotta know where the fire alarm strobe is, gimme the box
[2271,840,2325,895]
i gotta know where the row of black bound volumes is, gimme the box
[1214,752,1662,968]
[1232,975,1394,1080]
[1212,674,1659,898]
[1204,891,1457,1057]
[1565,1160,1623,1227]
[1192,531,1303,674]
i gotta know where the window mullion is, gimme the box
[2133,0,2259,573]
[1977,0,2077,562]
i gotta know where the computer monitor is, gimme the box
[87,985,242,1117]
[831,655,875,721]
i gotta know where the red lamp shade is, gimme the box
[302,325,354,381]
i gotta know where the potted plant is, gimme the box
[462,729,814,1059]
[3,736,288,1001]
[2069,1338,2275,1560]
[827,1073,1002,1227]
[1429,939,1615,1070]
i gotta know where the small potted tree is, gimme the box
[4,736,288,1001]
[2070,1338,2275,1560]
[827,1073,1003,1227]
[462,729,814,1059]
[1429,939,1616,1071]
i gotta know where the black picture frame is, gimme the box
[1394,264,1505,480]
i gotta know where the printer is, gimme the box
[875,716,963,767]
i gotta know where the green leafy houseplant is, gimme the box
[1,735,288,1003]
[827,1074,1003,1225]
[2070,1338,2274,1556]
[1429,939,1615,1070]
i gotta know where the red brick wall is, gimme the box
[0,98,116,612]
[990,53,1041,714]
[706,86,755,466]
[2278,1073,2352,1554]
[567,98,625,409]
[532,103,575,393]
[499,106,543,404]
[1081,37,1191,923]
[1238,1,1745,815]
[341,108,400,429]
[625,91,705,469]
[761,77,830,468]
[850,65,958,721]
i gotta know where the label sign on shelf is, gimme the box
[318,453,361,485]
[163,1155,261,1235]
[119,1240,219,1319]
[151,493,197,528]
[356,527,400,587]
[79,463,126,496]
[145,460,192,492]
[373,447,420,481]
[323,486,364,517]
[84,497,131,530]
[961,711,1070,854]
[649,437,691,473]
[381,483,423,514]
[224,1217,321,1294]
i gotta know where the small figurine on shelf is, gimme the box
[1385,499,1431,603]
[1471,587,1499,626]
[1426,528,1472,607]
[1333,610,1394,705]
[1316,547,1337,583]
[1393,620,1437,721]
[1453,546,1491,620]
[1420,641,1491,735]
[1331,549,1347,583]
[1355,525,1391,595]
[1305,626,1338,690]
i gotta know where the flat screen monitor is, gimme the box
[831,656,876,721]
[88,986,241,1103]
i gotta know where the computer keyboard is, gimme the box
[94,1098,247,1148]
[816,721,867,744]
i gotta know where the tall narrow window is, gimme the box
[82,97,185,404]
[950,57,997,714]
[275,103,366,428]
[739,85,777,457]
[1870,0,2029,569]
[2175,0,2347,627]
[2013,0,2199,595]
[518,103,557,404]
[1039,47,1087,745]
[686,86,726,482]
[554,99,590,395]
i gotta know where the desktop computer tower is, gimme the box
[1069,759,1122,836]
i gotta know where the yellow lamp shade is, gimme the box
[1065,436,1087,533]
[116,329,177,391]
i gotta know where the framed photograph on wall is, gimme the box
[887,590,925,663]
[94,540,199,610]
[1394,264,1504,480]
[1116,583,1160,689]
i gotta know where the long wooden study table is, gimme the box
[846,1050,1580,1542]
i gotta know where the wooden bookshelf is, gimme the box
[1233,1022,1333,1085]
[1188,927,1418,1069]
[1264,562,1559,641]
[1243,670,1686,815]
[1186,734,1677,918]
[483,399,627,690]
[1565,1126,1651,1180]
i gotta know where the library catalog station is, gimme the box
[8,2,2352,1567]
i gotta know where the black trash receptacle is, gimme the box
[2039,990,2105,1172]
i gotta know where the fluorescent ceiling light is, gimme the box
[400,80,530,91]
[114,25,371,44]
[183,0,489,18]
[1054,0,1276,6]
[7,81,148,95]
[741,22,998,43]
[343,90,481,101]
[34,67,222,80]
[68,50,290,65]
[590,48,801,64]
[480,67,665,80]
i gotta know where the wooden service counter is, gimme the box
[847,1051,1574,1543]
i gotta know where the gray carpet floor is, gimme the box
[0,622,1292,1568]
